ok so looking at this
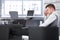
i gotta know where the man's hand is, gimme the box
[44,10,48,16]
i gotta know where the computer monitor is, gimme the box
[27,10,34,16]
[9,11,18,19]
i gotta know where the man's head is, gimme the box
[44,4,56,16]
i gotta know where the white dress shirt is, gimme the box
[39,11,57,27]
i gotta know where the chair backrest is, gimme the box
[29,27,46,40]
[45,27,59,40]
[29,27,58,40]
[12,19,26,27]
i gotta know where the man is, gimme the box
[39,4,58,27]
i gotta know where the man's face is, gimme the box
[44,7,52,16]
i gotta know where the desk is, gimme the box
[0,16,44,24]
[0,16,44,20]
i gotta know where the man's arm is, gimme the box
[39,14,56,27]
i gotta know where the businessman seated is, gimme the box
[39,4,58,27]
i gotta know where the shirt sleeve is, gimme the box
[39,14,56,27]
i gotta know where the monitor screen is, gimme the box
[27,10,34,16]
[9,11,18,19]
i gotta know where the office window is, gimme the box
[1,0,43,17]
[23,0,42,16]
[2,0,22,17]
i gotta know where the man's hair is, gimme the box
[45,4,55,10]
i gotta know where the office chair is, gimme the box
[29,26,58,40]
[12,19,26,27]
[9,24,22,38]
